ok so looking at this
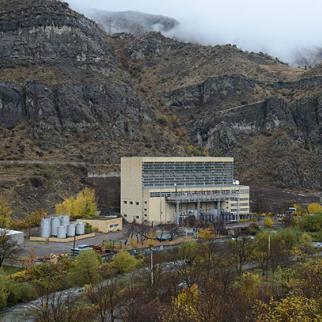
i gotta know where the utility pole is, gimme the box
[150,247,154,286]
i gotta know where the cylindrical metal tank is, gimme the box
[60,215,70,227]
[51,217,60,237]
[57,226,66,239]
[76,222,85,235]
[40,218,51,238]
[67,224,76,237]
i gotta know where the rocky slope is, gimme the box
[0,0,320,214]
[110,32,321,189]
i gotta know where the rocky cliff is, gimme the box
[0,0,320,214]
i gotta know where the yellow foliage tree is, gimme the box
[254,295,321,322]
[0,199,12,228]
[55,188,97,219]
[198,228,215,240]
[171,284,200,321]
[264,217,273,228]
[307,203,322,214]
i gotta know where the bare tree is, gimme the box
[86,280,121,322]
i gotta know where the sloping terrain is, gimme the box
[110,32,321,189]
[0,0,320,214]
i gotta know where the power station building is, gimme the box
[121,157,250,225]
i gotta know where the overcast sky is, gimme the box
[67,0,322,63]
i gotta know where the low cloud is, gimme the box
[67,0,322,64]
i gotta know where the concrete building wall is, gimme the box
[81,217,122,233]
[120,157,250,225]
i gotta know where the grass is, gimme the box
[0,266,22,276]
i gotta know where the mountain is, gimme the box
[110,32,321,190]
[0,0,320,214]
[87,10,179,35]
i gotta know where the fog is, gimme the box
[67,0,322,64]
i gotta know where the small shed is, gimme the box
[81,216,122,233]
[0,228,24,245]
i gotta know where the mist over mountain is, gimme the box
[68,0,322,65]
[86,10,179,35]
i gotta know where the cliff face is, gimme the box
[0,0,183,163]
[0,1,320,214]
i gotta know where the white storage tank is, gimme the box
[76,222,85,235]
[67,223,76,237]
[51,217,60,237]
[60,215,70,227]
[41,218,51,238]
[57,226,67,239]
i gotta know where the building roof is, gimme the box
[0,228,24,235]
[121,156,234,162]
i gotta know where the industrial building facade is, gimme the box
[121,157,250,225]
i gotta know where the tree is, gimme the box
[307,203,322,214]
[107,251,141,274]
[0,199,12,228]
[254,295,321,322]
[86,280,121,322]
[264,217,273,228]
[229,236,255,274]
[69,250,101,286]
[55,188,97,219]
[293,203,304,216]
[25,209,47,237]
[0,230,20,267]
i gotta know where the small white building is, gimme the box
[0,228,24,246]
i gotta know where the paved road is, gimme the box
[22,231,125,258]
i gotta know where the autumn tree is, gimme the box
[264,216,273,228]
[307,202,322,214]
[25,209,47,237]
[0,199,12,228]
[55,188,97,219]
[254,295,321,322]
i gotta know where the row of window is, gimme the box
[150,190,245,198]
[109,224,119,228]
[231,203,249,206]
[231,207,249,211]
[142,162,234,188]
[123,201,140,205]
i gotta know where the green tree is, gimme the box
[70,251,101,286]
[107,251,141,274]
[229,236,255,274]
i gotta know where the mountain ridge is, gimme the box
[0,0,320,214]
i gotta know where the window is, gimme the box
[136,216,140,219]
[144,214,147,217]
[124,214,127,217]
[144,201,147,204]
[144,208,147,211]
[124,201,127,204]
[136,202,139,205]
[130,201,133,205]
